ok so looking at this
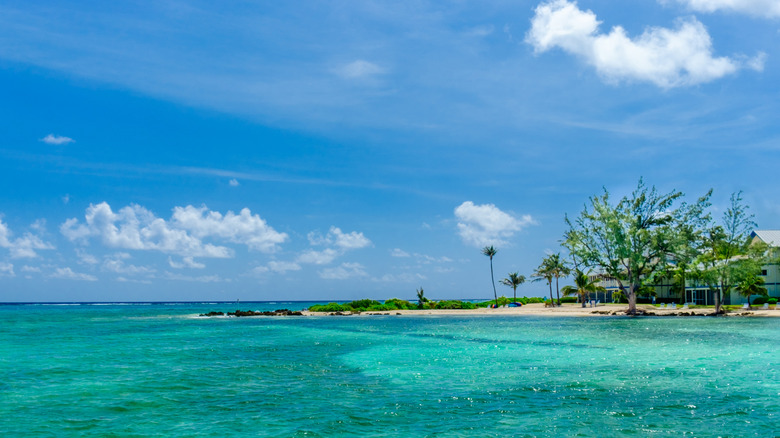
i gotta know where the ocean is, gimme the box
[1,302,778,437]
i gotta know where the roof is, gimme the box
[751,230,780,247]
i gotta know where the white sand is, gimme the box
[301,302,780,317]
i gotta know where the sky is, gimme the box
[1,0,779,302]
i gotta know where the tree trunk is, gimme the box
[555,276,561,305]
[548,282,554,306]
[513,286,517,303]
[490,257,498,308]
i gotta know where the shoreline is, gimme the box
[299,302,780,317]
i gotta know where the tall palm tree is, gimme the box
[416,287,427,309]
[500,272,526,303]
[562,270,606,307]
[482,246,498,308]
[547,253,570,306]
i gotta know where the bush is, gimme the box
[768,298,778,305]
[559,297,577,304]
[367,304,397,311]
[436,300,477,309]
[752,296,768,305]
[308,302,347,312]
[384,298,415,310]
[345,299,381,311]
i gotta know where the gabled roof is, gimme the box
[751,230,780,247]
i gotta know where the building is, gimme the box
[591,230,780,305]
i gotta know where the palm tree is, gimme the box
[501,272,526,303]
[547,253,570,306]
[416,287,427,309]
[562,270,606,307]
[532,260,555,306]
[482,246,498,308]
[735,274,767,308]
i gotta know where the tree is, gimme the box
[664,191,713,304]
[564,178,684,315]
[546,253,570,305]
[482,246,499,308]
[416,287,427,309]
[532,259,555,306]
[697,192,757,314]
[735,273,767,307]
[500,272,526,303]
[562,270,606,307]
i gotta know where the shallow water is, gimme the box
[1,303,778,437]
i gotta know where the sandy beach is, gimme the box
[302,302,780,317]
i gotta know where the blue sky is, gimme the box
[1,0,779,302]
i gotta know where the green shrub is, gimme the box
[768,298,778,305]
[384,298,415,310]
[752,296,768,305]
[308,302,347,312]
[559,297,577,304]
[436,300,477,309]
[345,299,381,311]
[367,304,396,311]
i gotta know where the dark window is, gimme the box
[762,270,768,276]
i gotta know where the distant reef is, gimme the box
[199,309,303,317]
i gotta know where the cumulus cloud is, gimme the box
[666,0,780,18]
[318,262,368,280]
[454,201,535,247]
[229,178,240,187]
[297,226,371,266]
[296,248,340,265]
[40,134,75,145]
[51,267,97,281]
[163,272,223,283]
[61,202,286,258]
[335,60,383,78]
[0,219,55,258]
[526,0,757,88]
[103,257,156,276]
[0,262,14,277]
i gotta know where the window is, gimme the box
[762,270,768,276]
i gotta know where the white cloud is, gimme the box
[374,272,427,283]
[335,60,383,79]
[0,219,55,258]
[51,267,97,281]
[21,265,41,273]
[296,248,340,265]
[454,201,535,247]
[0,262,14,277]
[229,178,240,187]
[41,134,75,145]
[76,249,99,265]
[390,248,410,257]
[308,226,371,250]
[526,0,754,88]
[103,257,156,276]
[61,202,287,258]
[253,260,302,275]
[666,0,780,18]
[172,205,288,253]
[318,262,368,280]
[168,256,205,269]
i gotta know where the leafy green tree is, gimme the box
[735,273,768,307]
[562,270,606,307]
[564,178,684,314]
[482,246,499,308]
[500,272,526,303]
[696,192,757,314]
[547,253,570,305]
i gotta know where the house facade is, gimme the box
[591,230,780,305]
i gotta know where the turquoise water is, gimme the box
[1,303,779,437]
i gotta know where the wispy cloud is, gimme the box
[318,262,368,280]
[664,0,780,18]
[335,60,384,79]
[40,134,75,145]
[51,267,97,281]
